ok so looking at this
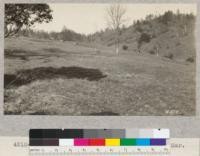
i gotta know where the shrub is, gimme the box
[149,50,155,55]
[164,53,173,59]
[107,42,113,46]
[135,25,143,33]
[138,33,151,49]
[139,33,151,43]
[122,45,128,50]
[186,57,195,63]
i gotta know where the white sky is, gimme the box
[33,3,197,35]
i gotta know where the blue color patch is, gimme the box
[136,139,150,146]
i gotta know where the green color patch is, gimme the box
[120,139,136,146]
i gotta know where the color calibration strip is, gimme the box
[29,129,169,146]
[30,138,166,146]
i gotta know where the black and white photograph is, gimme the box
[4,3,196,116]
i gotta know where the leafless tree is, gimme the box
[106,4,127,54]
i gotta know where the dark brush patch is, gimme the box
[4,66,107,88]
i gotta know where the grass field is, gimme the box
[4,37,196,115]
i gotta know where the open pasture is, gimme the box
[4,37,195,115]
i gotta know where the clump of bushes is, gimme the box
[186,57,195,63]
[164,53,173,59]
[137,33,151,49]
[122,45,128,50]
[135,25,143,33]
[139,33,151,43]
[149,50,155,55]
[107,42,113,46]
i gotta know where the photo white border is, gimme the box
[0,0,199,137]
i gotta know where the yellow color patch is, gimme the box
[105,139,120,146]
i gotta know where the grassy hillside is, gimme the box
[4,36,195,115]
[92,11,196,62]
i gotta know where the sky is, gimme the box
[32,3,197,35]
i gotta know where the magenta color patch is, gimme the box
[74,139,89,146]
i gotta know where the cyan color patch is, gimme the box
[136,139,150,146]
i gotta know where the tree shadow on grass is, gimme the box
[5,48,67,61]
[5,49,31,61]
[4,66,107,88]
[89,111,120,116]
[43,48,68,54]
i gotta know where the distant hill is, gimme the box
[90,11,196,61]
[17,26,85,42]
[16,11,196,62]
